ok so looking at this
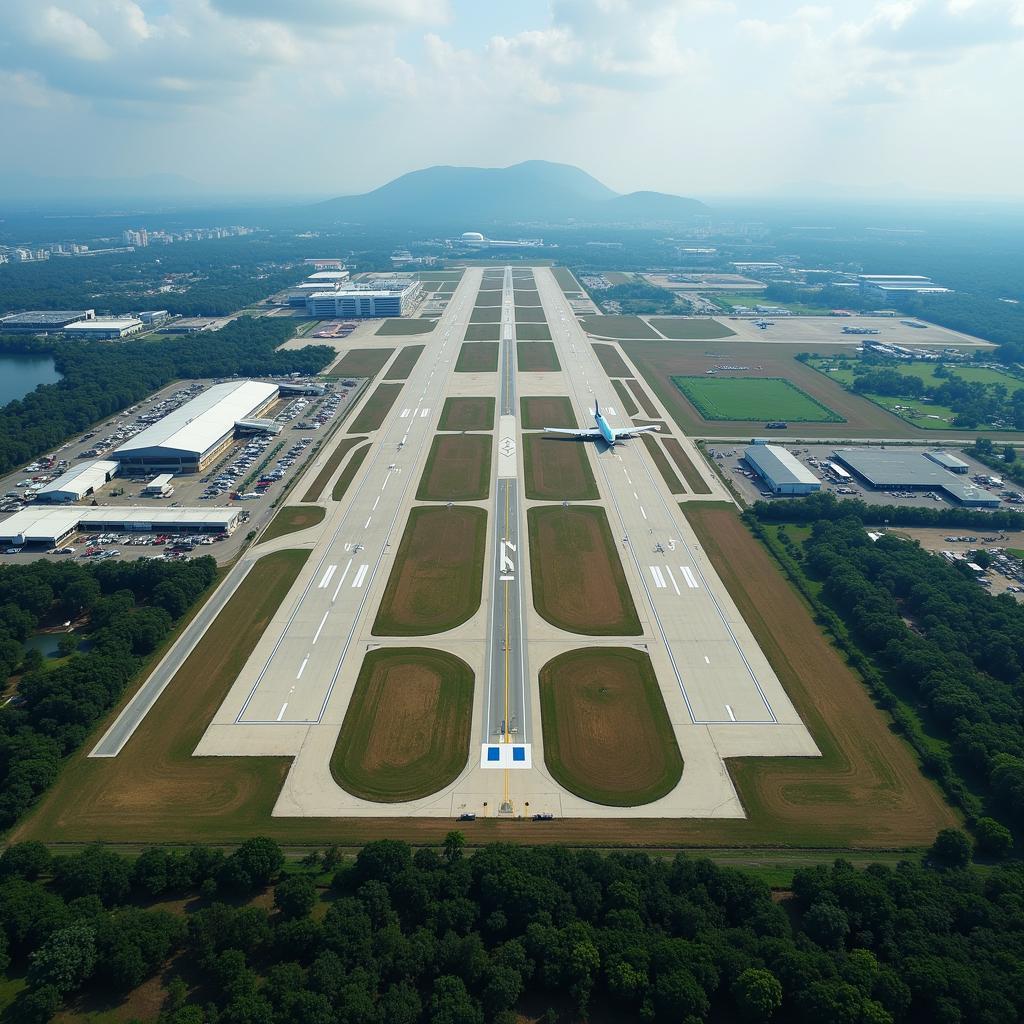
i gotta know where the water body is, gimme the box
[0,355,61,407]
[24,632,93,660]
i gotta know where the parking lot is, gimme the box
[0,376,367,565]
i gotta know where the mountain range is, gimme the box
[308,161,706,227]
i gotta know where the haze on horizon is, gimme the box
[1,0,1022,202]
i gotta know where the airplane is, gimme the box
[544,400,661,446]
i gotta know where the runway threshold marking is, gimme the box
[649,566,666,589]
[352,564,369,588]
[681,566,700,589]
[318,564,337,589]
[400,408,410,418]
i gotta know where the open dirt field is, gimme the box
[259,505,325,543]
[648,318,737,340]
[332,444,370,501]
[517,342,560,372]
[464,324,500,341]
[617,340,950,439]
[539,648,683,806]
[523,434,599,500]
[301,436,367,502]
[330,649,474,802]
[640,434,684,494]
[663,438,712,494]
[455,343,499,372]
[681,504,959,846]
[375,320,436,336]
[438,396,495,431]
[527,505,641,635]
[347,382,404,433]
[581,315,660,340]
[592,344,632,377]
[373,506,487,636]
[416,434,492,501]
[520,397,578,429]
[515,323,553,341]
[384,345,425,380]
[329,348,395,377]
[14,551,307,846]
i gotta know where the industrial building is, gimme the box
[138,310,169,325]
[113,380,279,473]
[832,448,1000,507]
[63,317,144,339]
[925,450,970,474]
[143,474,174,497]
[0,506,241,548]
[305,281,422,319]
[161,317,216,333]
[858,274,951,297]
[0,309,95,331]
[37,460,119,503]
[744,444,821,495]
[287,269,351,307]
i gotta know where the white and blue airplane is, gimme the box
[544,400,661,446]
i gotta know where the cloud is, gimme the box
[32,6,113,61]
[209,0,448,26]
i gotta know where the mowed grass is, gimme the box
[640,433,684,494]
[373,506,487,636]
[438,396,495,431]
[416,434,492,501]
[528,505,641,635]
[348,382,404,432]
[455,342,499,372]
[464,323,500,341]
[515,323,552,341]
[375,320,435,336]
[540,647,682,806]
[475,290,504,307]
[648,317,737,340]
[517,342,560,372]
[516,306,548,323]
[611,379,639,416]
[13,551,309,846]
[470,306,502,323]
[521,396,577,429]
[332,444,370,501]
[664,438,712,494]
[259,505,325,543]
[329,348,394,377]
[523,434,598,500]
[384,345,424,380]
[580,315,660,339]
[673,376,844,422]
[627,379,659,418]
[592,343,632,377]
[552,266,581,292]
[330,648,473,802]
[301,435,366,502]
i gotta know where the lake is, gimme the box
[0,354,61,406]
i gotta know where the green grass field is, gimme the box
[347,382,404,432]
[552,267,581,293]
[711,292,831,315]
[580,315,660,339]
[520,396,577,429]
[455,342,499,372]
[416,434,492,501]
[514,323,552,341]
[522,434,599,501]
[517,341,560,372]
[640,434,684,494]
[329,348,394,377]
[384,345,424,379]
[673,376,844,423]
[469,306,501,323]
[331,444,370,501]
[375,319,436,336]
[330,648,473,803]
[515,306,547,323]
[464,323,500,341]
[438,396,495,431]
[259,505,325,543]
[648,318,737,340]
[301,435,366,502]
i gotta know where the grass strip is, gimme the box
[640,434,684,494]
[331,444,370,502]
[301,435,367,502]
[259,505,325,544]
[384,345,425,380]
[348,382,404,432]
[663,438,712,494]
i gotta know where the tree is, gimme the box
[1004,445,1017,463]
[974,817,1013,858]
[928,828,972,869]
[803,902,850,949]
[732,967,783,1022]
[220,837,284,893]
[0,841,52,881]
[27,923,97,994]
[274,875,317,919]
[444,830,466,864]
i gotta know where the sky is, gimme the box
[1,0,1022,200]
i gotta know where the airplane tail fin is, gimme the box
[594,399,600,417]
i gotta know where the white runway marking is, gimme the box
[400,408,410,418]
[640,505,648,520]
[277,703,288,721]
[725,704,736,722]
[312,610,329,644]
[331,560,352,601]
[665,566,681,594]
[705,655,711,664]
[364,516,372,529]
[352,564,369,588]
[372,496,380,510]
[650,566,666,588]
[318,564,337,589]
[608,406,616,415]
[296,656,308,679]
[420,407,430,417]
[681,566,700,589]
[632,491,638,499]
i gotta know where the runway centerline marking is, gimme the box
[296,656,308,679]
[331,559,352,601]
[665,565,681,594]
[640,505,647,520]
[276,703,288,721]
[312,611,329,645]
[363,516,372,529]
[725,704,736,721]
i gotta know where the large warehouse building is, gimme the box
[0,309,95,331]
[37,460,119,503]
[832,448,1000,507]
[744,444,821,495]
[113,380,278,473]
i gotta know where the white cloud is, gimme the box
[33,6,113,61]
[209,0,449,26]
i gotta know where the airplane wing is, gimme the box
[613,424,661,438]
[543,427,601,437]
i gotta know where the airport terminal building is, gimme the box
[113,380,278,474]
[305,281,422,319]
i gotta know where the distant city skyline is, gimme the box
[1,0,1022,200]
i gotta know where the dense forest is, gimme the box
[0,318,335,475]
[0,834,1020,1023]
[0,557,218,830]
[593,279,682,315]
[751,495,1024,840]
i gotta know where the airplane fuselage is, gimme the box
[595,411,616,445]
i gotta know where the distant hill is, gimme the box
[308,160,706,227]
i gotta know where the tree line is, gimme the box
[0,317,335,475]
[751,495,1024,843]
[0,833,1019,1023]
[0,556,217,830]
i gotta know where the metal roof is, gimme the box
[114,380,278,459]
[833,448,999,506]
[744,444,819,486]
[0,506,240,543]
[925,450,970,471]
[38,460,119,499]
